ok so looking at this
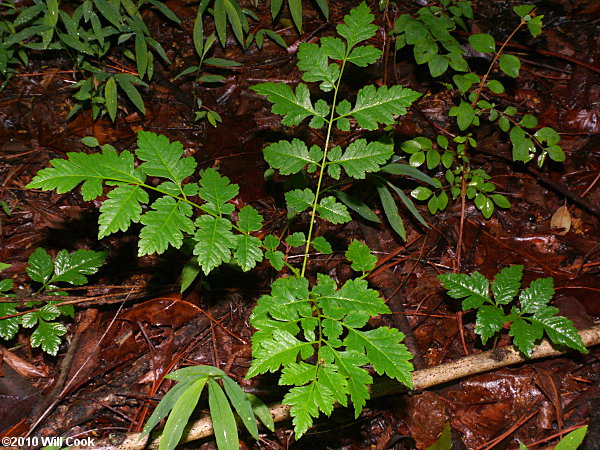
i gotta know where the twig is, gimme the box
[76,324,600,450]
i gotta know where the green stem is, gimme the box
[300,58,349,278]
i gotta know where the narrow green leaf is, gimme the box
[554,426,588,450]
[140,380,194,437]
[376,183,405,239]
[222,376,259,439]
[333,190,381,223]
[105,76,118,122]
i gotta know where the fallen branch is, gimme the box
[75,324,600,450]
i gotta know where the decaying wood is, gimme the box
[78,324,600,450]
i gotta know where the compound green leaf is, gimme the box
[237,206,263,232]
[312,236,332,254]
[345,240,377,272]
[439,272,490,310]
[208,378,239,450]
[136,131,196,188]
[332,139,394,179]
[29,319,67,356]
[27,147,143,201]
[474,305,505,345]
[0,302,19,340]
[533,315,587,353]
[251,83,319,126]
[334,350,371,417]
[509,316,543,357]
[284,381,335,438]
[321,36,346,61]
[336,2,377,49]
[297,43,340,92]
[27,247,53,284]
[193,215,237,275]
[235,234,263,272]
[492,265,523,305]
[247,329,315,377]
[139,197,194,256]
[347,45,382,67]
[317,197,351,224]
[50,249,107,285]
[345,327,413,386]
[198,168,239,215]
[347,85,421,130]
[263,139,315,175]
[519,277,554,314]
[99,184,148,238]
[285,188,315,213]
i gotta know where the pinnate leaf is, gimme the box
[284,382,335,438]
[198,168,239,215]
[285,188,315,212]
[518,277,554,314]
[251,82,320,126]
[347,45,382,67]
[439,272,490,309]
[533,315,587,354]
[27,147,143,201]
[347,85,421,130]
[331,138,394,179]
[139,197,194,256]
[297,42,340,92]
[337,2,377,49]
[99,184,148,238]
[248,329,315,377]
[509,316,543,357]
[345,240,377,272]
[317,197,351,224]
[474,305,505,345]
[27,248,53,284]
[49,249,107,285]
[492,265,523,305]
[264,139,317,175]
[193,216,237,275]
[0,302,19,340]
[237,206,263,232]
[29,319,67,356]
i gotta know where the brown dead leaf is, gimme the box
[551,206,571,235]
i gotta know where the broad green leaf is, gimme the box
[487,79,505,94]
[158,378,207,450]
[317,197,351,224]
[468,33,496,53]
[345,240,377,272]
[246,393,275,432]
[376,183,406,239]
[265,250,285,271]
[50,249,107,285]
[140,380,194,437]
[285,188,315,213]
[331,139,394,179]
[235,234,263,271]
[99,184,148,238]
[136,131,196,188]
[491,194,511,208]
[337,2,378,49]
[208,378,239,450]
[534,127,561,146]
[193,215,237,275]
[513,5,535,18]
[0,302,19,340]
[499,54,521,78]
[346,85,421,130]
[297,43,340,92]
[198,168,239,215]
[222,376,259,439]
[474,193,494,218]
[263,139,315,175]
[333,190,381,223]
[29,319,67,356]
[439,272,490,310]
[492,265,523,305]
[345,327,413,387]
[534,315,587,354]
[251,83,319,126]
[284,381,335,438]
[312,236,332,254]
[474,305,505,345]
[509,316,543,357]
[27,248,53,284]
[247,329,315,377]
[285,232,306,247]
[139,197,194,256]
[519,277,554,314]
[28,147,143,201]
[411,186,433,201]
[555,426,588,450]
[347,45,382,67]
[428,54,449,77]
[237,206,263,232]
[105,76,118,122]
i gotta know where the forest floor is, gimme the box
[0,0,599,448]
